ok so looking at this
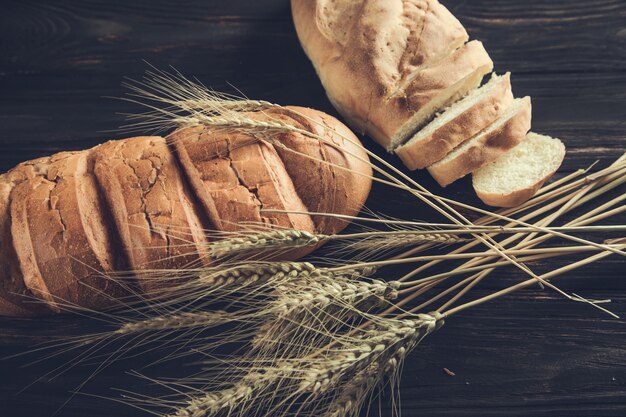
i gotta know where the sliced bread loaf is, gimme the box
[472,132,566,207]
[381,40,494,150]
[395,72,513,170]
[291,0,493,151]
[427,96,532,187]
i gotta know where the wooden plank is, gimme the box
[0,0,625,416]
[0,0,625,76]
[0,71,624,172]
[0,291,624,417]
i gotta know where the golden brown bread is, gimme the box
[0,106,372,316]
[428,97,532,187]
[291,0,493,150]
[0,157,55,315]
[293,0,565,206]
[396,73,514,170]
[10,151,127,312]
[92,137,210,295]
[249,106,372,235]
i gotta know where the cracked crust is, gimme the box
[10,152,127,311]
[171,107,372,242]
[291,0,492,149]
[171,124,315,229]
[0,157,55,315]
[91,136,210,295]
[172,124,318,261]
[254,106,372,235]
[0,109,372,315]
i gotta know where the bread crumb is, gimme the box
[443,367,456,377]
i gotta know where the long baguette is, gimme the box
[0,106,372,316]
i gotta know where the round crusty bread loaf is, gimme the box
[0,106,372,316]
[472,132,566,207]
[291,0,493,150]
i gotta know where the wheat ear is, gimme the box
[116,311,229,335]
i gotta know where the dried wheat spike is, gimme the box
[198,261,318,288]
[169,369,279,417]
[300,312,443,394]
[208,230,325,258]
[116,310,228,335]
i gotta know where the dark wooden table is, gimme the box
[1,1,625,416]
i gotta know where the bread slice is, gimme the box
[381,40,494,150]
[427,96,532,187]
[395,72,513,170]
[472,132,566,207]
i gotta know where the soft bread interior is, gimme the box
[398,72,509,150]
[429,97,528,169]
[472,132,565,196]
[388,62,493,150]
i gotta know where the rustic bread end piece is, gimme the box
[428,96,532,187]
[472,132,566,207]
[0,160,54,316]
[396,72,513,170]
[260,106,373,236]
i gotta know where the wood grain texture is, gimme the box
[0,0,625,416]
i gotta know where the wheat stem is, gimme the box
[397,165,626,283]
[398,243,623,290]
[442,246,626,317]
[208,230,324,258]
[116,311,228,335]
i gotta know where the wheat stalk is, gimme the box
[297,312,442,395]
[115,311,228,335]
[168,368,280,417]
[208,230,324,258]
[197,261,318,287]
[69,69,624,417]
[252,276,399,355]
[323,364,379,417]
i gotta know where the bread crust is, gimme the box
[291,0,489,149]
[258,106,372,235]
[428,97,532,187]
[171,126,316,234]
[171,106,372,258]
[475,180,544,208]
[396,73,513,170]
[92,136,210,295]
[0,157,54,315]
[377,41,493,148]
[0,108,373,315]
